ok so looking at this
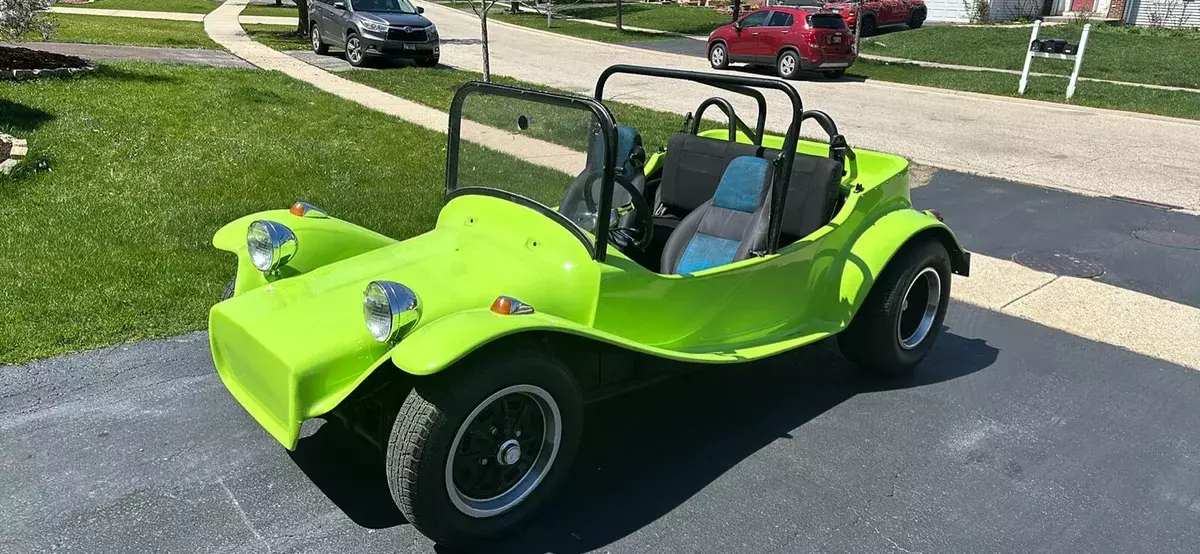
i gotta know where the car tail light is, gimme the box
[491,296,534,315]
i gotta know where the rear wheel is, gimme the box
[823,69,846,79]
[345,33,366,67]
[310,23,328,54]
[386,349,583,546]
[837,239,951,376]
[709,42,729,70]
[908,10,926,29]
[776,50,800,80]
[859,15,878,37]
[220,278,235,301]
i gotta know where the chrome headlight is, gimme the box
[246,220,297,273]
[360,18,389,34]
[363,281,420,343]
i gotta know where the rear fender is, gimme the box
[828,208,969,326]
[213,209,396,296]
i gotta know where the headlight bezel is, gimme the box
[363,281,420,343]
[246,220,297,273]
[359,18,389,34]
[426,23,438,38]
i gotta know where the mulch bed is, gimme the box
[1,46,92,71]
[0,141,10,160]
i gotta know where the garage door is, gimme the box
[922,0,970,22]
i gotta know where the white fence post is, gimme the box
[1066,23,1091,99]
[1018,20,1040,95]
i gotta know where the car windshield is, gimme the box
[351,0,417,14]
[447,85,616,252]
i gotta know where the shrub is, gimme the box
[0,0,57,41]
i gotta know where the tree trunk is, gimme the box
[480,14,492,82]
[616,0,623,30]
[732,0,741,21]
[295,0,310,36]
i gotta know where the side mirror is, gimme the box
[417,6,424,12]
[733,22,743,31]
[332,1,346,9]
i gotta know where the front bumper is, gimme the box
[359,31,439,58]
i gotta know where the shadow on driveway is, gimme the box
[289,331,998,552]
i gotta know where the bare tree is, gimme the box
[615,0,623,30]
[468,0,500,81]
[0,0,56,41]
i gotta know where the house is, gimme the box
[917,0,1198,26]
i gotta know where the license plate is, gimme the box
[402,43,416,51]
[830,35,843,44]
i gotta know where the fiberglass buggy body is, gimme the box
[208,65,970,546]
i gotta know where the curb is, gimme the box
[1,64,98,81]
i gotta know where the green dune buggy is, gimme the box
[209,65,970,546]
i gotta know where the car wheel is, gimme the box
[859,15,878,37]
[345,33,366,67]
[822,69,845,80]
[776,50,800,80]
[220,277,235,301]
[418,55,439,68]
[709,43,729,70]
[310,23,328,55]
[837,239,951,376]
[385,348,584,546]
[908,10,925,29]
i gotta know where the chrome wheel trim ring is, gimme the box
[445,384,562,518]
[897,267,942,350]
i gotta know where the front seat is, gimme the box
[559,124,646,230]
[661,155,773,274]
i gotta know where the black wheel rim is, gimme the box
[446,385,561,518]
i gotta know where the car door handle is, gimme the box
[781,31,789,34]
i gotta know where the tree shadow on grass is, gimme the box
[0,99,53,135]
[290,331,997,552]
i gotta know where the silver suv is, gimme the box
[309,0,440,68]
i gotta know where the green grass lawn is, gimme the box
[241,3,304,17]
[62,0,220,13]
[564,4,730,35]
[851,59,1200,120]
[29,13,219,49]
[861,24,1200,89]
[243,23,310,50]
[0,62,566,365]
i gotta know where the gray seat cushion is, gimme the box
[661,156,773,274]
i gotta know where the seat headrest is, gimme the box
[587,124,645,180]
[713,156,772,213]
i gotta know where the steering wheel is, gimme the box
[577,170,654,252]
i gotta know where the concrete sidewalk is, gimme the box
[417,1,1200,213]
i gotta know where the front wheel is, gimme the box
[709,43,729,70]
[822,69,846,80]
[859,16,878,37]
[386,349,584,546]
[310,23,329,54]
[837,239,951,376]
[345,33,366,67]
[417,55,439,68]
[776,50,800,80]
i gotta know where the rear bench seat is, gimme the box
[656,134,844,243]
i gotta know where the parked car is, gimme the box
[308,0,440,68]
[824,0,926,36]
[707,7,856,80]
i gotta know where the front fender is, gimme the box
[213,209,396,296]
[830,208,969,326]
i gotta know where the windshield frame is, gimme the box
[445,81,620,261]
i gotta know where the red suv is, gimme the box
[707,7,855,81]
[825,0,927,36]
